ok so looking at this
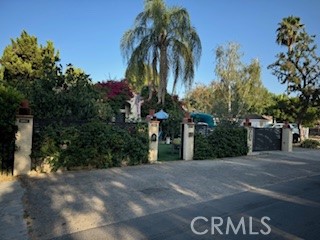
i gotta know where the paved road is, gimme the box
[19,148,320,239]
[54,175,320,240]
[0,180,28,240]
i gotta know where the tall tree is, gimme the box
[214,43,271,120]
[276,16,304,53]
[1,31,110,121]
[121,0,201,105]
[0,31,60,93]
[215,43,242,116]
[268,16,320,126]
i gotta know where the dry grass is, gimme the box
[0,173,16,182]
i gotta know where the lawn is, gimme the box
[158,143,180,161]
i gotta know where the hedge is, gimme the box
[194,127,248,160]
[31,121,149,171]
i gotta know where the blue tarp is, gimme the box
[155,109,169,120]
[191,112,216,128]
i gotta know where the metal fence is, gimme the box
[309,128,320,136]
[253,128,282,151]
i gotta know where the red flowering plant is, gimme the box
[95,79,133,114]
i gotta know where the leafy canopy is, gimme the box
[268,16,320,125]
[121,0,201,104]
[0,31,112,121]
[0,30,60,93]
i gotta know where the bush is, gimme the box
[194,134,214,160]
[31,121,149,171]
[0,85,23,144]
[0,85,23,167]
[194,127,248,160]
[300,139,320,149]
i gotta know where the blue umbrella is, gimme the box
[155,109,169,120]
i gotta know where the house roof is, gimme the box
[244,114,272,120]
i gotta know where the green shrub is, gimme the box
[0,85,23,166]
[300,139,320,149]
[194,134,215,160]
[0,85,23,144]
[31,121,149,171]
[194,127,248,160]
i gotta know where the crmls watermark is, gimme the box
[190,216,271,236]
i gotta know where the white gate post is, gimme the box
[14,114,33,176]
[148,118,159,163]
[182,113,195,160]
[244,118,253,154]
[282,122,293,152]
[245,127,254,154]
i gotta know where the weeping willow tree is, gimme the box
[125,63,159,100]
[121,0,201,105]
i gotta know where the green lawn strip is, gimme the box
[158,143,180,161]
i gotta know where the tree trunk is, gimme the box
[148,79,154,101]
[158,45,168,105]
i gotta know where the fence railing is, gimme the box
[309,128,320,136]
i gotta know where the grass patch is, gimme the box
[158,143,180,161]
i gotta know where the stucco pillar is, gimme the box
[282,128,293,152]
[148,120,159,163]
[245,127,254,154]
[14,115,33,176]
[182,122,195,160]
[244,118,253,154]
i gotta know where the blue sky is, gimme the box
[1,0,320,97]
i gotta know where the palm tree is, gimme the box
[125,63,159,100]
[121,0,201,105]
[276,16,304,53]
[276,16,304,94]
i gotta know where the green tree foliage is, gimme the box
[184,43,272,119]
[0,31,60,93]
[266,94,319,126]
[125,63,159,99]
[1,31,111,121]
[140,86,183,117]
[268,16,320,125]
[184,83,216,114]
[121,0,201,104]
[28,64,110,120]
[140,86,184,137]
[214,43,272,120]
[0,84,23,144]
[276,16,304,53]
[0,84,23,166]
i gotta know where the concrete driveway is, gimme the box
[16,148,320,239]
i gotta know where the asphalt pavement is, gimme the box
[1,147,320,240]
[0,180,28,240]
[53,174,320,240]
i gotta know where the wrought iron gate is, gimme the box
[253,128,282,151]
[180,123,184,159]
